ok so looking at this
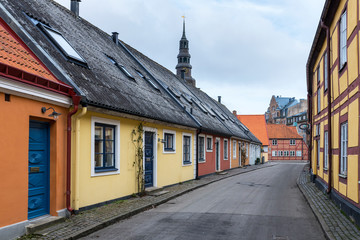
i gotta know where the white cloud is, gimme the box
[55,0,325,114]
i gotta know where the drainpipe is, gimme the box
[196,129,202,179]
[307,92,312,175]
[321,20,332,194]
[66,94,81,214]
[74,104,87,211]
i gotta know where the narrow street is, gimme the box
[83,163,325,240]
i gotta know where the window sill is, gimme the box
[338,173,347,179]
[164,148,175,152]
[323,167,328,171]
[183,161,192,166]
[224,158,228,161]
[198,159,205,163]
[95,167,118,173]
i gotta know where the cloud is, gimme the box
[54,0,325,114]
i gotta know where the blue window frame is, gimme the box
[164,133,174,151]
[94,123,116,172]
[183,135,191,164]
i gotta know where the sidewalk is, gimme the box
[297,165,360,240]
[19,163,274,240]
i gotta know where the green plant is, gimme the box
[255,158,260,165]
[131,123,144,195]
[241,148,246,166]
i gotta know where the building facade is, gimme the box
[265,95,298,124]
[267,124,308,161]
[307,0,360,226]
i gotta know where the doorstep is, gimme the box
[26,215,65,235]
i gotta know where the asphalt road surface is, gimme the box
[83,163,326,240]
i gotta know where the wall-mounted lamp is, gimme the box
[41,107,62,120]
[158,138,166,144]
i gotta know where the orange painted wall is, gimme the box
[0,92,68,227]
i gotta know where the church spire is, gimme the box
[176,16,195,86]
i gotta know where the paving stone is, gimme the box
[298,165,360,240]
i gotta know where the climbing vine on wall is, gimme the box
[131,123,144,195]
[241,147,247,167]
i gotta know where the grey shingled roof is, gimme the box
[0,0,198,128]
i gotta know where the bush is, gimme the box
[255,158,260,165]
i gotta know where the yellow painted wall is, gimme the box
[348,36,359,84]
[348,155,359,202]
[348,99,359,147]
[71,110,195,209]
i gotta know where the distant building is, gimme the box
[286,99,308,143]
[267,124,308,161]
[265,95,298,124]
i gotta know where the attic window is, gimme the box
[221,113,229,120]
[181,93,193,104]
[201,103,216,117]
[38,24,87,66]
[192,99,208,113]
[168,87,181,98]
[135,70,159,90]
[106,55,135,80]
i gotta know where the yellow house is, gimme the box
[307,0,360,225]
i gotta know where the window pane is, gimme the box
[105,140,114,153]
[95,126,103,140]
[95,140,103,154]
[105,127,114,140]
[105,154,114,167]
[95,154,103,167]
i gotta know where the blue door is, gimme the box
[28,121,50,219]
[144,132,154,188]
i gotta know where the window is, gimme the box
[183,134,192,165]
[316,124,320,136]
[290,139,296,145]
[317,66,320,83]
[91,117,120,176]
[233,140,237,159]
[290,151,295,157]
[317,140,320,167]
[38,24,87,66]
[263,146,268,153]
[279,151,283,157]
[340,122,348,175]
[272,151,277,157]
[296,151,302,157]
[163,131,175,152]
[272,139,277,145]
[317,88,321,114]
[339,10,347,70]
[324,51,328,90]
[106,55,135,80]
[206,137,213,151]
[224,139,228,160]
[199,136,205,162]
[136,70,159,90]
[284,151,289,157]
[324,131,328,169]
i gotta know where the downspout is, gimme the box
[66,93,81,214]
[308,92,312,174]
[196,129,201,179]
[74,104,87,211]
[321,21,332,194]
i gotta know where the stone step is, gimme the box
[145,186,162,193]
[147,190,169,197]
[216,171,228,175]
[26,216,65,235]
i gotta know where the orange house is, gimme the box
[237,114,269,163]
[0,18,75,239]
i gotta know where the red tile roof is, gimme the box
[237,115,269,145]
[0,20,58,82]
[266,124,302,139]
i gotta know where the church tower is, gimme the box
[176,18,196,86]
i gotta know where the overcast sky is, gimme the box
[56,0,325,114]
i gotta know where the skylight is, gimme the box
[201,103,216,117]
[38,24,87,65]
[181,93,193,104]
[192,99,208,113]
[136,70,159,90]
[106,55,135,80]
[168,87,181,98]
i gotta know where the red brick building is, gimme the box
[267,124,308,161]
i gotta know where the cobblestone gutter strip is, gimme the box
[26,164,274,240]
[297,165,360,240]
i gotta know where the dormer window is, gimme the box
[38,24,87,66]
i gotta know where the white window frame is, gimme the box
[290,139,296,145]
[263,146,268,153]
[340,122,348,175]
[324,51,328,90]
[317,139,320,167]
[272,139,277,145]
[163,129,176,154]
[284,151,289,157]
[272,151,277,156]
[317,88,321,114]
[198,134,206,163]
[290,151,295,157]
[224,139,229,160]
[339,10,347,69]
[296,151,302,157]
[279,151,283,157]
[233,140,237,159]
[324,131,328,169]
[182,132,193,166]
[206,136,213,152]
[91,116,120,177]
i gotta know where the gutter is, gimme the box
[321,21,332,194]
[66,93,81,214]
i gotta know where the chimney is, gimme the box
[71,0,81,16]
[218,96,221,103]
[112,32,119,45]
[232,110,237,116]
